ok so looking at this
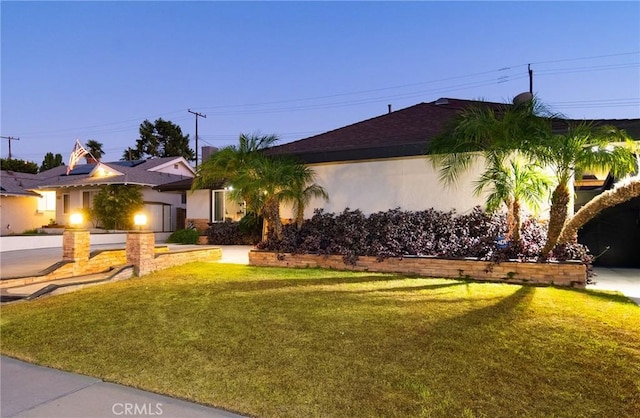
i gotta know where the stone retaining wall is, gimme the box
[249,251,587,288]
[1,247,222,289]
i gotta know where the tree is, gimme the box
[194,133,327,239]
[193,132,280,213]
[85,139,104,162]
[427,98,637,255]
[279,163,329,229]
[92,185,144,230]
[0,158,39,174]
[558,176,640,244]
[40,152,64,172]
[123,119,194,161]
[473,154,552,242]
[427,98,552,243]
[534,123,636,256]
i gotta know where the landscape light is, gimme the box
[134,213,147,230]
[69,212,83,227]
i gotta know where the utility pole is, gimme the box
[528,64,533,94]
[0,136,20,159]
[188,109,207,168]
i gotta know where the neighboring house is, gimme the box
[17,156,196,232]
[0,170,55,235]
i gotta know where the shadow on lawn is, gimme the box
[223,274,409,292]
[364,281,467,293]
[570,287,639,305]
[431,285,535,329]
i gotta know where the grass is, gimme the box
[1,263,639,417]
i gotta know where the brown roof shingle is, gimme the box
[266,98,640,164]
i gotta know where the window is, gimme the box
[212,190,225,222]
[37,191,56,212]
[82,190,97,209]
[63,194,70,214]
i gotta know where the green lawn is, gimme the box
[1,264,639,417]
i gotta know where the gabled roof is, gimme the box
[265,97,640,164]
[34,156,195,189]
[0,171,43,197]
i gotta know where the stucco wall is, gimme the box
[0,196,54,235]
[282,156,488,218]
[187,189,211,220]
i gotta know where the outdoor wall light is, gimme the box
[69,212,83,227]
[134,213,147,230]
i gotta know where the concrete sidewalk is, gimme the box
[0,356,245,418]
[588,267,640,305]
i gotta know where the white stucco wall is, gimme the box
[0,196,54,235]
[187,189,211,220]
[282,156,490,219]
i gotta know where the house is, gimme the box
[265,98,511,218]
[0,170,54,235]
[264,97,639,266]
[266,97,639,216]
[1,156,196,234]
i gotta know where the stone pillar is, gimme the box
[126,231,156,276]
[63,229,90,276]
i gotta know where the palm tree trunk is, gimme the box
[558,178,640,244]
[505,199,516,242]
[541,183,570,256]
[264,197,283,240]
[512,199,521,243]
[296,204,304,229]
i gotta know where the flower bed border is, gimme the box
[249,251,587,288]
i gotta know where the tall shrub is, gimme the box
[92,185,144,230]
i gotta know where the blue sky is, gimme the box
[2,1,639,164]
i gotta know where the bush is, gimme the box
[257,207,593,275]
[92,185,144,230]
[166,228,200,244]
[206,218,262,245]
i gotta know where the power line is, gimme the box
[5,52,638,142]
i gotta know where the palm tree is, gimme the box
[534,123,636,256]
[193,132,327,239]
[229,155,324,239]
[193,132,278,192]
[473,154,552,242]
[85,139,104,162]
[427,98,553,242]
[279,164,328,229]
[558,176,640,245]
[428,98,551,186]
